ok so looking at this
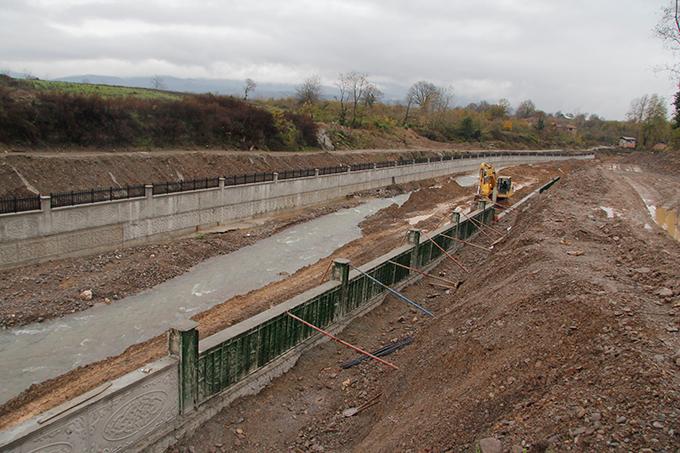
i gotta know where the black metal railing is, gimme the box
[318,165,346,175]
[51,185,145,208]
[0,195,41,214]
[350,162,374,171]
[153,178,220,195]
[278,168,317,180]
[224,172,274,186]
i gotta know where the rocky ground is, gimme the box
[0,160,566,430]
[166,153,680,452]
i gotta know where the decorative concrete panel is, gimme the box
[0,359,178,453]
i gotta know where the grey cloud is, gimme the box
[0,0,675,118]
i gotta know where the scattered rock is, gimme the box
[567,250,584,256]
[652,421,664,429]
[617,416,627,424]
[342,407,358,417]
[478,437,502,453]
[656,288,673,298]
[79,289,93,301]
[635,267,652,274]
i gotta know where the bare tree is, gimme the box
[362,83,383,108]
[515,99,536,118]
[656,1,680,77]
[626,95,650,123]
[295,75,322,105]
[243,78,257,100]
[431,86,453,112]
[151,75,165,90]
[407,81,440,113]
[336,71,370,127]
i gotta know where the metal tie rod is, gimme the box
[350,265,434,318]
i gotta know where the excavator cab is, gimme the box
[496,176,513,200]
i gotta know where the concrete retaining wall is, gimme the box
[0,152,592,268]
[0,357,178,453]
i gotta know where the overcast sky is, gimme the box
[1,0,676,119]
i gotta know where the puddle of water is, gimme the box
[455,174,478,187]
[0,193,410,404]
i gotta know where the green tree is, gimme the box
[459,116,481,141]
[536,114,546,131]
[639,94,669,147]
[673,89,680,128]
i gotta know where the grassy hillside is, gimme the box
[0,75,316,150]
[19,78,183,101]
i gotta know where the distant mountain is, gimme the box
[47,74,479,106]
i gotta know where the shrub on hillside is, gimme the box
[0,85,315,150]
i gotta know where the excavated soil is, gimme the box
[0,160,586,430]
[166,154,679,452]
[0,149,451,197]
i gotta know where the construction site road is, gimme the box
[167,152,679,452]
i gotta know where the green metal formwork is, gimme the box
[197,286,341,403]
[194,244,444,405]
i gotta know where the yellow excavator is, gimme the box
[476,162,513,202]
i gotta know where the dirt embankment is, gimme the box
[0,160,573,431]
[0,149,453,197]
[167,157,679,452]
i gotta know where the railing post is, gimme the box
[332,258,350,317]
[218,177,225,190]
[273,172,279,183]
[145,184,153,200]
[168,320,199,415]
[315,168,320,177]
[451,211,461,238]
[407,229,421,268]
[346,165,351,173]
[39,195,51,214]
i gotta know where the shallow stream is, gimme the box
[0,194,409,404]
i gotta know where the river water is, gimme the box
[0,194,410,404]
